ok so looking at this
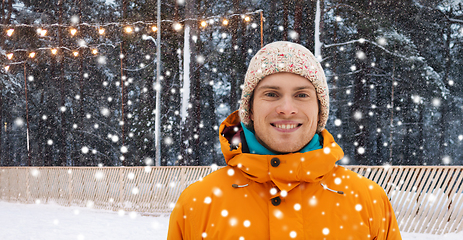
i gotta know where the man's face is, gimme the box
[251,72,319,154]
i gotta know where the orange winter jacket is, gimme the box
[168,111,402,240]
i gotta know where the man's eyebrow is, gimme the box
[294,85,315,91]
[255,85,280,91]
[255,85,315,91]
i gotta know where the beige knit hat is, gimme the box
[239,41,329,133]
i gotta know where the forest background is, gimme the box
[1,0,462,167]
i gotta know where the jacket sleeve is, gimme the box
[167,196,186,240]
[377,189,402,240]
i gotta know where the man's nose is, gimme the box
[276,97,298,115]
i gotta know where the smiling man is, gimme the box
[168,41,402,239]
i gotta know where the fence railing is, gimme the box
[1,166,462,234]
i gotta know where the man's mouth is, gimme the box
[271,123,302,130]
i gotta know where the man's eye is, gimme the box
[265,92,277,97]
[297,93,309,98]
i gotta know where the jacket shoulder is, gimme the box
[175,166,246,204]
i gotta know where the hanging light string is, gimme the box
[2,10,264,70]
[0,9,263,28]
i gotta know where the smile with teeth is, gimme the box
[271,123,302,129]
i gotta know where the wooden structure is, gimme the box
[0,166,462,234]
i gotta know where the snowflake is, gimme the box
[323,147,331,154]
[432,98,441,107]
[281,190,288,197]
[81,146,89,154]
[70,15,79,24]
[121,146,128,153]
[86,200,94,208]
[356,51,366,60]
[357,147,365,155]
[97,56,107,65]
[95,171,104,180]
[309,196,317,206]
[383,163,392,171]
[127,172,135,180]
[227,168,235,176]
[353,111,362,120]
[340,156,349,164]
[273,209,283,219]
[132,187,139,195]
[442,156,451,165]
[377,37,387,45]
[210,164,218,171]
[322,228,330,235]
[289,30,299,40]
[213,187,223,197]
[229,217,238,226]
[270,188,277,195]
[290,231,297,238]
[164,137,173,145]
[30,168,40,177]
[221,209,228,217]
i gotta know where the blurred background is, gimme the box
[0,0,462,167]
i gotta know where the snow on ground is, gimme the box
[1,201,462,240]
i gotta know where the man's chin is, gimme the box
[268,145,302,154]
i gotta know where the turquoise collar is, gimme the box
[241,122,322,155]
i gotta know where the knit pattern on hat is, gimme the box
[239,41,329,133]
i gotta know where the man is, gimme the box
[168,41,402,239]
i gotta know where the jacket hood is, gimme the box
[219,110,344,193]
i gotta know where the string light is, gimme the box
[37,28,47,37]
[173,23,182,31]
[124,26,133,33]
[4,66,9,71]
[1,9,264,63]
[200,21,207,28]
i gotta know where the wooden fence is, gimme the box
[0,166,462,234]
